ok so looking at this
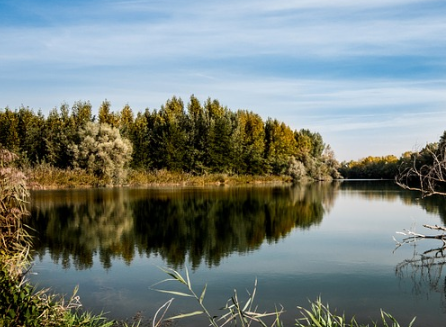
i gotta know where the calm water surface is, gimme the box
[27,181,446,326]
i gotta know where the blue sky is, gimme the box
[1,0,445,161]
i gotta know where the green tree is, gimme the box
[16,107,45,165]
[294,130,313,160]
[204,99,233,173]
[119,104,134,140]
[0,108,19,153]
[70,100,92,127]
[129,110,151,169]
[264,118,297,174]
[158,96,188,171]
[233,110,265,174]
[185,95,207,173]
[98,99,119,127]
[49,103,77,168]
[297,129,324,159]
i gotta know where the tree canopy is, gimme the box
[0,95,339,183]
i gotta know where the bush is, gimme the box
[70,122,133,185]
[286,157,307,183]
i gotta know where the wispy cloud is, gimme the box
[0,0,445,160]
[2,0,445,64]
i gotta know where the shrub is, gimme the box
[70,122,133,185]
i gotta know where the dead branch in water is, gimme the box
[394,224,446,253]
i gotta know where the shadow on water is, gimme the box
[28,182,338,270]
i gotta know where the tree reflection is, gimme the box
[395,246,446,308]
[30,189,135,269]
[394,223,446,309]
[28,183,337,270]
[340,180,446,225]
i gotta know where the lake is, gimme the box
[27,181,446,326]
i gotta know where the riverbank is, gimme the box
[25,165,292,190]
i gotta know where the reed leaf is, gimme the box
[168,310,204,320]
[199,284,207,304]
[152,289,194,298]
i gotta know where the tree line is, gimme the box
[338,155,400,179]
[0,95,340,184]
[339,131,446,186]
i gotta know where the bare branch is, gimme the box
[395,146,446,197]
[423,224,446,232]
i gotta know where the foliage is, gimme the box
[295,298,415,327]
[0,147,117,327]
[69,122,133,185]
[264,118,297,174]
[152,267,284,327]
[26,163,98,189]
[0,268,113,327]
[152,268,413,327]
[0,96,338,183]
[286,157,307,183]
[339,155,399,180]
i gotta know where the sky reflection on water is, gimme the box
[28,181,446,326]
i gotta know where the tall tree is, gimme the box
[264,118,297,174]
[233,110,265,174]
[158,96,188,171]
[185,95,207,173]
[130,110,151,168]
[71,100,92,127]
[17,107,45,165]
[0,108,19,153]
[119,104,134,140]
[98,99,119,127]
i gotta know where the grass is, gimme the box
[26,164,290,189]
[25,163,99,189]
[295,299,416,327]
[151,267,284,327]
[152,267,416,327]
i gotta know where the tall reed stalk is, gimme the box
[0,147,115,327]
[0,148,31,278]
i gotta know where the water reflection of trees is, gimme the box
[395,245,446,308]
[30,189,135,269]
[28,183,337,270]
[340,180,446,225]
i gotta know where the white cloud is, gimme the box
[1,0,445,65]
[1,0,445,161]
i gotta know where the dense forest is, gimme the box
[0,95,340,185]
[2,95,444,185]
